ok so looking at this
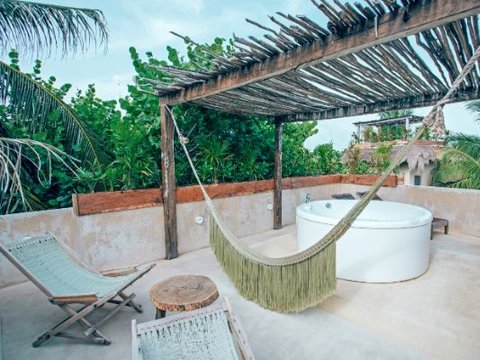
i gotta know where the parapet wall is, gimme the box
[1,175,478,288]
[378,185,480,238]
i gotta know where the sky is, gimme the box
[20,0,480,150]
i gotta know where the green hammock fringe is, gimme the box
[210,218,336,312]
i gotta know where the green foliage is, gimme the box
[2,39,345,214]
[311,143,344,175]
[1,0,109,214]
[344,143,393,175]
[357,109,421,144]
[433,100,480,189]
[344,146,369,174]
[433,133,480,190]
[370,144,393,173]
[379,109,413,119]
[362,126,376,142]
[123,44,339,187]
[466,100,480,123]
[361,123,411,143]
[0,52,86,213]
[0,0,107,58]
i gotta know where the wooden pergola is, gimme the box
[143,0,480,259]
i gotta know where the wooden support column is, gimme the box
[160,104,178,259]
[273,116,283,230]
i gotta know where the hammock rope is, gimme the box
[165,45,480,312]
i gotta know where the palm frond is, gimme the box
[445,133,480,159]
[466,100,480,123]
[0,60,109,165]
[0,137,78,213]
[0,0,107,57]
[435,133,480,190]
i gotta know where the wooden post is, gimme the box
[160,104,178,259]
[273,116,283,230]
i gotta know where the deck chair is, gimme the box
[0,233,155,347]
[132,297,254,360]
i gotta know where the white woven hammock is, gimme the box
[132,298,254,360]
[6,235,139,297]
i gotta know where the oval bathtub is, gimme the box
[296,200,432,283]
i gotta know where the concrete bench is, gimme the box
[331,193,356,199]
[431,217,449,239]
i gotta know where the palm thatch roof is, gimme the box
[353,115,424,127]
[140,0,480,121]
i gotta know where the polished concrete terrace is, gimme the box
[0,227,479,360]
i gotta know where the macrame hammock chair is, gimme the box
[166,46,480,313]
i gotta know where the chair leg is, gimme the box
[55,331,110,345]
[62,304,111,344]
[119,291,143,313]
[34,291,145,346]
[32,303,111,347]
[83,293,136,337]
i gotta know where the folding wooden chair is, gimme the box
[132,297,254,360]
[0,233,155,347]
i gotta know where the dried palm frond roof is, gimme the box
[353,115,424,127]
[342,140,444,171]
[139,0,480,121]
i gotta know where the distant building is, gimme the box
[353,115,424,142]
[343,116,445,186]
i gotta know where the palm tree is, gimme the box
[0,0,108,212]
[433,133,480,189]
[432,101,480,189]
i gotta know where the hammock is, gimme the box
[166,46,480,313]
[131,297,254,360]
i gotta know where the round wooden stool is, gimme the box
[149,275,219,319]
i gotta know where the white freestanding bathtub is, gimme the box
[296,200,432,283]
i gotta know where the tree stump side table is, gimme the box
[149,275,219,319]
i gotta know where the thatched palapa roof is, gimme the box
[140,0,480,121]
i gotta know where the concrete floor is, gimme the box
[0,227,479,360]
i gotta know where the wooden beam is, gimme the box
[160,104,178,260]
[287,89,480,122]
[273,117,283,230]
[160,1,480,105]
[72,174,399,216]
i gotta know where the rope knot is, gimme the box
[179,135,189,144]
[422,106,442,127]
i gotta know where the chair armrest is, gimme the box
[49,294,98,304]
[102,267,137,277]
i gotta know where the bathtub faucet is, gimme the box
[305,193,315,203]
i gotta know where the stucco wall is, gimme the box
[1,191,288,288]
[1,183,479,288]
[378,185,480,237]
[0,208,75,288]
[399,163,435,186]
